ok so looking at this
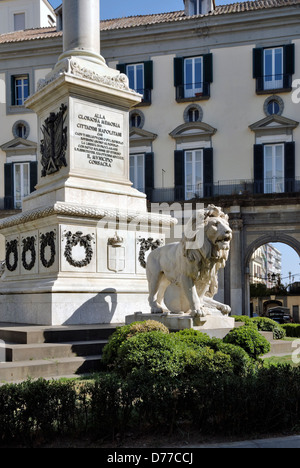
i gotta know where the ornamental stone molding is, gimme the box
[37,58,131,93]
[0,202,176,230]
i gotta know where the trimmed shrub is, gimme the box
[282,323,300,337]
[101,320,169,367]
[251,316,286,340]
[117,331,187,377]
[223,325,271,359]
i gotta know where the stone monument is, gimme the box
[0,0,173,326]
[126,205,235,336]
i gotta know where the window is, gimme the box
[174,54,213,100]
[130,154,145,192]
[117,61,153,104]
[264,48,283,91]
[4,161,37,210]
[14,13,25,31]
[264,96,284,116]
[185,149,203,200]
[11,75,29,106]
[14,163,30,209]
[190,0,202,15]
[130,112,142,128]
[253,44,295,93]
[127,64,144,96]
[253,142,295,194]
[184,57,203,98]
[264,144,284,193]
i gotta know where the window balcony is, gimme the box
[175,82,210,101]
[144,177,300,203]
[256,73,293,94]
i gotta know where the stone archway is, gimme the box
[243,232,300,316]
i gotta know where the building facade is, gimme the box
[0,0,299,313]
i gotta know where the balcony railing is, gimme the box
[256,73,292,92]
[176,82,210,100]
[145,177,300,203]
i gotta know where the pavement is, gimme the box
[183,434,300,448]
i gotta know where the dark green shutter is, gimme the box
[283,44,295,88]
[253,48,263,78]
[145,153,154,198]
[284,44,295,75]
[203,53,213,83]
[174,57,184,99]
[30,161,38,193]
[4,163,14,209]
[203,148,214,197]
[174,150,185,200]
[116,63,126,74]
[284,141,295,192]
[254,144,264,194]
[144,61,153,90]
[253,48,263,92]
[11,76,15,105]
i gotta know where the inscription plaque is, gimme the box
[73,101,126,177]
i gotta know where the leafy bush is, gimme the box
[117,331,187,377]
[101,320,169,367]
[251,316,286,340]
[231,315,286,340]
[223,325,271,359]
[281,323,300,337]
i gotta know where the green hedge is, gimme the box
[2,366,300,445]
[281,323,300,337]
[223,326,271,359]
[231,315,286,340]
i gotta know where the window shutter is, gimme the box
[4,163,14,209]
[284,141,295,192]
[284,44,295,75]
[144,61,153,90]
[174,150,185,200]
[145,152,154,192]
[11,76,16,105]
[30,161,38,193]
[253,144,264,194]
[174,57,184,87]
[116,63,126,74]
[203,148,214,197]
[174,57,184,99]
[203,53,213,83]
[253,48,263,78]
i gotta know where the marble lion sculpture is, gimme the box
[146,205,232,319]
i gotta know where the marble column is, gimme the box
[58,0,106,66]
[229,217,244,315]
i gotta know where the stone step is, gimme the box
[0,323,120,345]
[4,340,107,362]
[0,355,103,383]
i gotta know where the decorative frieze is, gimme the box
[137,237,163,269]
[64,230,95,268]
[5,239,19,272]
[40,231,56,269]
[21,236,37,271]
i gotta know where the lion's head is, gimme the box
[182,205,232,265]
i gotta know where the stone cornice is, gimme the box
[0,202,176,230]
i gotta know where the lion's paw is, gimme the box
[190,309,206,318]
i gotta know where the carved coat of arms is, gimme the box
[40,104,68,177]
[107,233,125,273]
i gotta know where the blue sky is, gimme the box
[48,0,230,19]
[47,0,300,283]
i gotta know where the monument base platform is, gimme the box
[125,312,235,339]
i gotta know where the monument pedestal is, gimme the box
[0,6,174,325]
[125,312,235,338]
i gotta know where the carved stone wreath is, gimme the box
[22,236,36,271]
[137,237,163,269]
[64,231,94,268]
[40,231,56,268]
[5,239,18,272]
